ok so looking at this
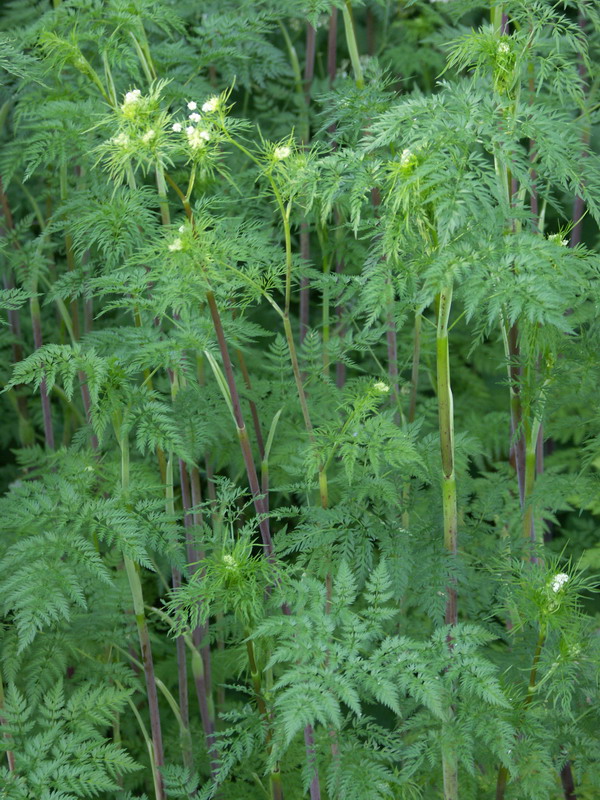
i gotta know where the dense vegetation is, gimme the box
[1,1,599,799]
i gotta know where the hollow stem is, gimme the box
[117,426,165,799]
[408,313,422,424]
[341,2,364,88]
[206,290,274,558]
[436,286,458,800]
[496,625,546,799]
[165,454,193,771]
[30,294,55,449]
[246,636,285,800]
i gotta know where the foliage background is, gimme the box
[0,1,599,800]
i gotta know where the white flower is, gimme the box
[374,381,390,393]
[274,145,291,160]
[178,225,185,233]
[142,129,155,143]
[551,573,569,593]
[187,127,210,150]
[202,97,219,113]
[171,122,182,132]
[187,100,197,110]
[189,112,201,123]
[123,88,142,106]
[112,132,129,147]
[497,41,510,55]
[168,238,183,252]
[548,233,569,247]
[223,554,237,569]
[400,148,413,166]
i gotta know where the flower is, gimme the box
[274,145,291,160]
[187,127,210,150]
[178,225,185,233]
[187,100,197,110]
[400,148,413,166]
[548,233,569,247]
[186,125,194,135]
[168,238,183,252]
[497,41,510,55]
[551,573,569,593]
[202,97,219,113]
[172,122,182,132]
[223,554,238,570]
[123,88,142,106]
[142,129,155,143]
[374,381,390,393]
[189,112,201,123]
[112,132,129,147]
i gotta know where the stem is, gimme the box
[385,299,400,419]
[327,7,338,86]
[570,13,589,249]
[205,290,274,558]
[522,415,541,550]
[155,164,171,227]
[408,313,422,424]
[341,2,364,88]
[0,674,15,772]
[30,294,55,450]
[436,286,458,800]
[300,222,310,343]
[502,320,526,506]
[246,636,286,800]
[118,427,165,799]
[436,288,458,625]
[165,455,193,771]
[496,625,546,799]
[1,179,33,446]
[181,461,216,747]
[299,22,316,343]
[236,346,266,459]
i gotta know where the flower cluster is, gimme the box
[548,233,569,247]
[274,145,291,161]
[170,96,221,154]
[551,573,569,593]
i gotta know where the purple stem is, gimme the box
[181,461,219,775]
[206,290,273,559]
[304,724,321,800]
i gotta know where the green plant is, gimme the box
[1,2,600,800]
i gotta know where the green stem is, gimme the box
[341,2,364,88]
[155,164,171,227]
[408,313,422,424]
[496,625,546,799]
[205,290,274,558]
[436,286,458,800]
[165,454,193,771]
[246,636,283,800]
[117,426,165,800]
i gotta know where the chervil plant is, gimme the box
[1,2,599,800]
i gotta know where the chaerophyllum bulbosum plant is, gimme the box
[1,1,600,799]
